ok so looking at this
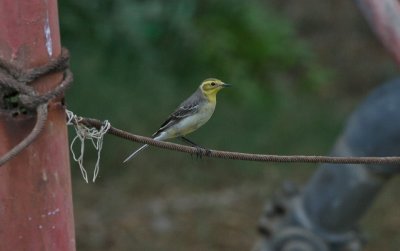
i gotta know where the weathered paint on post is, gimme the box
[0,1,76,251]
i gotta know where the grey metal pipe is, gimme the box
[254,78,400,251]
[301,78,400,236]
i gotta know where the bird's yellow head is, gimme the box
[199,78,231,101]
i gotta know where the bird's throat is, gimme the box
[206,93,217,103]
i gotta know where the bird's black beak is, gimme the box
[221,83,232,88]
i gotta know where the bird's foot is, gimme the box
[181,137,211,159]
[194,146,211,159]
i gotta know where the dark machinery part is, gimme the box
[253,79,400,251]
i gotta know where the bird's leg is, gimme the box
[181,136,200,147]
[180,137,211,158]
[180,136,204,159]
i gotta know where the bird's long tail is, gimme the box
[123,134,166,163]
[123,144,149,163]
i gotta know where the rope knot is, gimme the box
[17,94,39,110]
[0,48,73,166]
[0,48,72,117]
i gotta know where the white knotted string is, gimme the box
[66,110,110,182]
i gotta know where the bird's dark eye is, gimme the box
[211,82,216,86]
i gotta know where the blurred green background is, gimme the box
[59,0,398,250]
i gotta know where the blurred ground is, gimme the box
[62,1,399,250]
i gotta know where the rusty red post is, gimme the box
[0,1,76,251]
[356,0,400,66]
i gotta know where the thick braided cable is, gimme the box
[77,117,400,165]
[0,104,47,166]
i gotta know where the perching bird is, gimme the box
[123,78,231,162]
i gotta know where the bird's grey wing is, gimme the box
[152,102,200,137]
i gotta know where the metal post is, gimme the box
[355,0,400,66]
[0,1,76,251]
